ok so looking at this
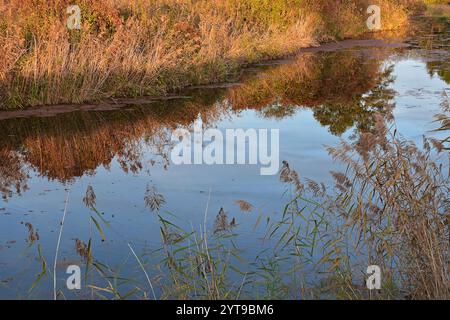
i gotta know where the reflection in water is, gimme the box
[229,51,397,136]
[408,16,450,84]
[0,49,399,198]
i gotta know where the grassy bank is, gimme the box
[0,0,421,109]
[26,102,447,300]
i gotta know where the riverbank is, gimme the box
[0,0,423,109]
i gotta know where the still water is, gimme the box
[0,16,448,299]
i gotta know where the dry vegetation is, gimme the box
[0,0,421,109]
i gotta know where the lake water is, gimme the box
[0,16,448,299]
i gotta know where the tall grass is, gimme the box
[0,0,420,109]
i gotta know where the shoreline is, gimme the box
[0,38,410,121]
